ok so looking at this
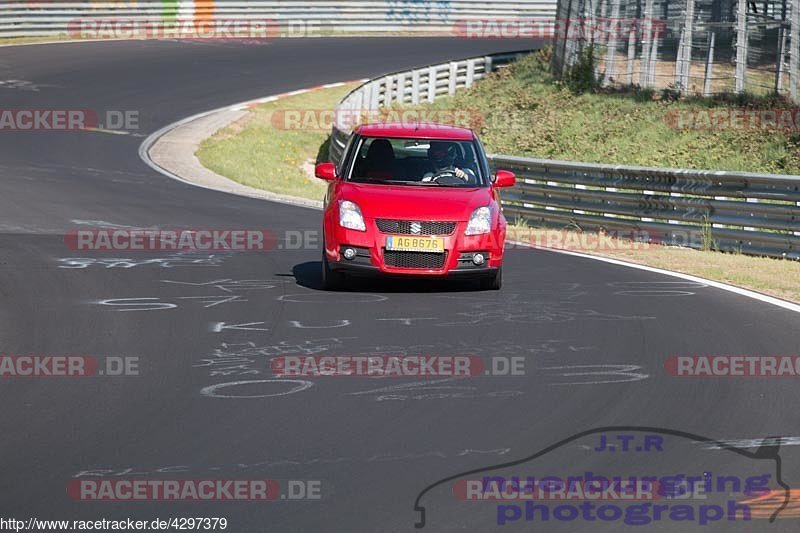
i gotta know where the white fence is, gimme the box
[0,1,557,38]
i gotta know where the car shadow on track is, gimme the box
[292,261,484,293]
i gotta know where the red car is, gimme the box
[315,122,515,290]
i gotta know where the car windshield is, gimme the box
[347,137,486,187]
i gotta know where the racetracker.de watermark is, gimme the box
[271,355,525,377]
[664,108,800,131]
[64,229,277,252]
[508,229,738,253]
[453,477,663,501]
[0,355,138,377]
[66,479,321,501]
[508,230,653,251]
[67,19,321,40]
[0,109,138,132]
[271,108,491,132]
[665,355,800,377]
[452,18,665,40]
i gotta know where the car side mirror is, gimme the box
[315,162,337,181]
[494,170,516,188]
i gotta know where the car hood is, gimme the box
[339,183,493,221]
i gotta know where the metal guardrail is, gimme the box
[493,155,800,259]
[329,50,532,163]
[0,1,557,38]
[329,51,800,259]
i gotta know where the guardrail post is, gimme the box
[562,0,581,73]
[411,70,420,105]
[603,0,622,86]
[627,27,636,85]
[675,27,687,90]
[448,62,458,95]
[648,29,660,86]
[796,191,800,237]
[465,60,476,87]
[680,0,696,92]
[474,57,486,82]
[775,26,787,93]
[704,31,715,96]
[396,72,406,104]
[380,78,388,107]
[735,0,748,93]
[640,0,655,87]
[427,66,437,102]
[586,0,600,81]
[484,55,494,74]
[369,81,380,111]
[790,0,800,100]
[745,197,758,231]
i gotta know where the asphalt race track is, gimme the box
[0,38,798,532]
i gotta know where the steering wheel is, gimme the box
[429,170,464,186]
[430,169,457,180]
[433,168,478,186]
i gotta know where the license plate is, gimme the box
[385,236,444,252]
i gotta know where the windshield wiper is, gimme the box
[350,178,471,187]
[352,179,429,186]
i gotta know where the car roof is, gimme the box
[354,122,474,141]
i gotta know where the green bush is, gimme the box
[565,45,600,95]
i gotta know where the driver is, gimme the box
[421,141,476,182]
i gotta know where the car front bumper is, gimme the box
[324,220,504,277]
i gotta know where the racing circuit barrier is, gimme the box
[329,51,800,260]
[0,1,557,39]
[490,155,800,259]
[328,50,532,163]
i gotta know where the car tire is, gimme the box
[321,250,345,291]
[480,267,502,291]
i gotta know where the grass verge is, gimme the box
[0,35,76,46]
[196,83,357,202]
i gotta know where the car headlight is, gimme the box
[339,200,366,231]
[465,206,492,235]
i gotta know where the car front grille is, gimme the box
[376,219,456,236]
[383,250,448,269]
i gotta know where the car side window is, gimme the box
[472,136,491,186]
[456,144,480,181]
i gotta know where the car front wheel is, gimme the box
[321,249,346,290]
[480,266,502,291]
